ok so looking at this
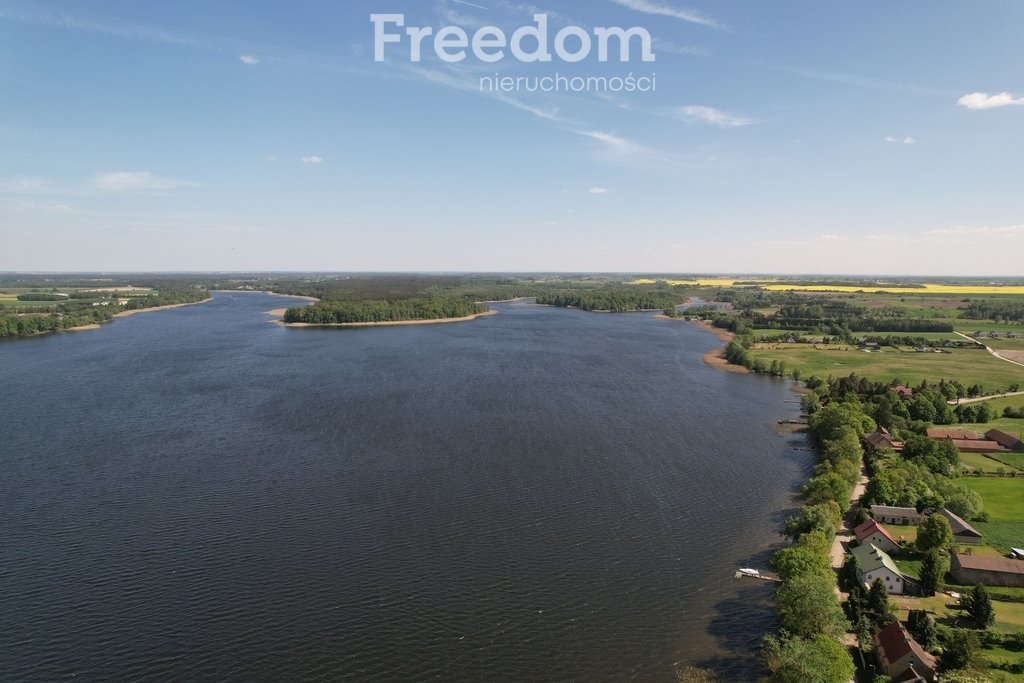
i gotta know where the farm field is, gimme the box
[960,452,1020,473]
[746,346,1024,390]
[954,321,1024,334]
[959,477,1024,522]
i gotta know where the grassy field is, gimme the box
[959,478,1024,522]
[747,345,1024,390]
[957,477,1024,555]
[960,452,1021,473]
[986,338,1024,350]
[954,321,1024,334]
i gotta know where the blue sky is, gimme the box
[1,0,1022,274]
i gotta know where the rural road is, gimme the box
[831,464,869,576]
[954,331,1024,370]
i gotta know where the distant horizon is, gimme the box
[3,270,1024,280]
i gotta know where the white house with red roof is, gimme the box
[854,517,901,554]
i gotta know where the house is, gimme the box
[926,428,979,440]
[951,554,1024,587]
[872,505,922,526]
[864,427,904,452]
[854,518,901,553]
[851,543,911,595]
[875,621,937,683]
[892,385,915,398]
[937,508,983,544]
[926,428,1008,453]
[949,439,1007,453]
[986,429,1024,452]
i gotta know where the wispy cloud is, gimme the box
[763,64,956,97]
[572,129,694,169]
[0,176,53,194]
[91,171,198,192]
[925,224,1024,238]
[957,92,1024,110]
[884,136,915,144]
[239,54,259,65]
[607,0,724,30]
[676,105,754,127]
[589,187,610,194]
[301,156,324,164]
[653,39,709,57]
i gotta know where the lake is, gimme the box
[0,292,812,680]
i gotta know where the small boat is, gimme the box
[738,568,760,578]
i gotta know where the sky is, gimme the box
[1,0,1022,275]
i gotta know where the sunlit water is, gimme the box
[0,292,812,680]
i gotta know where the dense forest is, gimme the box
[534,287,689,312]
[283,297,487,324]
[962,300,1024,323]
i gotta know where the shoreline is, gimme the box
[213,289,320,303]
[66,297,213,332]
[273,308,498,328]
[678,317,749,374]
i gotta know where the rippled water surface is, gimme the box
[0,292,812,681]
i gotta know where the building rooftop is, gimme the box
[938,509,982,539]
[854,518,900,547]
[875,621,936,675]
[926,428,979,440]
[852,542,904,577]
[954,554,1024,575]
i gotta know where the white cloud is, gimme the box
[0,176,52,194]
[925,224,1024,238]
[239,54,259,65]
[653,39,709,57]
[903,137,915,144]
[91,171,198,192]
[301,156,324,164]
[576,130,641,155]
[45,204,73,214]
[607,0,724,30]
[884,136,915,144]
[957,92,1024,110]
[589,187,610,194]
[677,105,754,127]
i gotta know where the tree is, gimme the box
[917,514,954,553]
[918,550,947,597]
[867,578,895,627]
[784,503,841,541]
[907,609,939,651]
[776,573,850,640]
[840,554,861,593]
[770,543,833,582]
[762,632,855,683]
[940,629,980,670]
[959,584,995,629]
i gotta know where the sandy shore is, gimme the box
[670,317,749,374]
[278,308,498,328]
[63,297,213,332]
[112,298,213,319]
